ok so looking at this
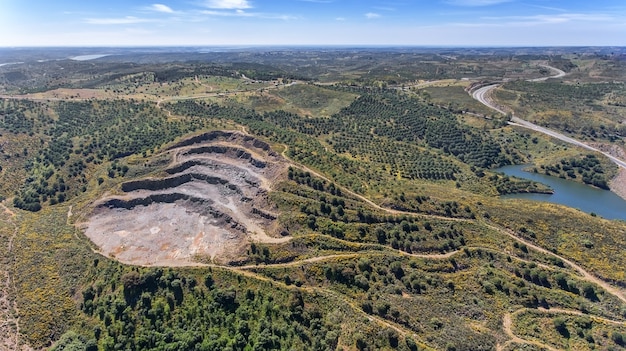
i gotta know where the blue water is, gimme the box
[495,165,626,221]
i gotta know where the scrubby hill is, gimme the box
[0,49,626,351]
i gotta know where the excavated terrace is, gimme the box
[83,131,290,266]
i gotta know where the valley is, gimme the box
[1,47,626,351]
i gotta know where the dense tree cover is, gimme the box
[310,92,506,169]
[10,99,212,211]
[169,90,511,183]
[0,101,35,134]
[77,266,343,351]
[489,172,553,195]
[537,154,611,189]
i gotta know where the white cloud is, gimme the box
[480,13,614,25]
[85,16,153,25]
[528,5,567,12]
[149,4,175,13]
[365,12,381,19]
[203,0,252,9]
[335,17,346,21]
[372,6,395,12]
[201,9,253,16]
[200,10,296,20]
[445,0,512,6]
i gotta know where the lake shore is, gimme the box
[610,168,626,202]
[497,164,626,220]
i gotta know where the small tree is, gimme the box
[612,331,624,346]
[581,283,598,301]
[554,317,569,337]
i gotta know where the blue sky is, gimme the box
[1,0,625,46]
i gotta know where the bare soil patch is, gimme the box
[610,168,626,201]
[590,142,626,201]
[82,131,290,266]
[18,88,112,100]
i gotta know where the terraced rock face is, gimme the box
[83,131,289,266]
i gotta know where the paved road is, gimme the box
[471,84,508,115]
[527,65,566,82]
[509,117,626,169]
[471,71,626,170]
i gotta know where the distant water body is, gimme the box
[70,54,111,61]
[495,165,626,221]
[0,62,24,67]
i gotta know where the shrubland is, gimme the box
[1,49,625,350]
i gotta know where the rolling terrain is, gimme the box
[0,47,626,351]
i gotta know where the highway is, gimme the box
[527,65,566,82]
[471,68,626,170]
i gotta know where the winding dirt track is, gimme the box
[482,222,626,304]
[500,310,560,351]
[187,256,433,349]
[208,128,626,349]
[278,143,469,223]
[2,66,625,349]
[498,307,626,351]
[275,135,626,303]
[0,203,30,351]
[472,66,626,349]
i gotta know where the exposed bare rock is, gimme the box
[82,131,289,266]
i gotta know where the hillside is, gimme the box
[0,48,626,351]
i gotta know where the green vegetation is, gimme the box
[1,48,626,351]
[79,266,350,351]
[535,154,615,189]
[496,81,626,141]
[420,85,496,117]
[169,90,512,179]
[271,84,358,117]
[4,100,214,211]
[513,309,626,350]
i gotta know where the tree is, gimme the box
[612,332,625,346]
[581,283,597,301]
[554,317,569,337]
[390,261,404,279]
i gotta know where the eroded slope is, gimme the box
[84,131,289,266]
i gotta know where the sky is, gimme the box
[1,0,625,47]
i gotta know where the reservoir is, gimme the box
[495,165,626,221]
[70,54,111,61]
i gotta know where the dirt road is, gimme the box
[278,144,470,223]
[483,222,626,304]
[0,205,30,351]
[498,307,626,351]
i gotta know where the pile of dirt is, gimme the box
[83,131,290,266]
